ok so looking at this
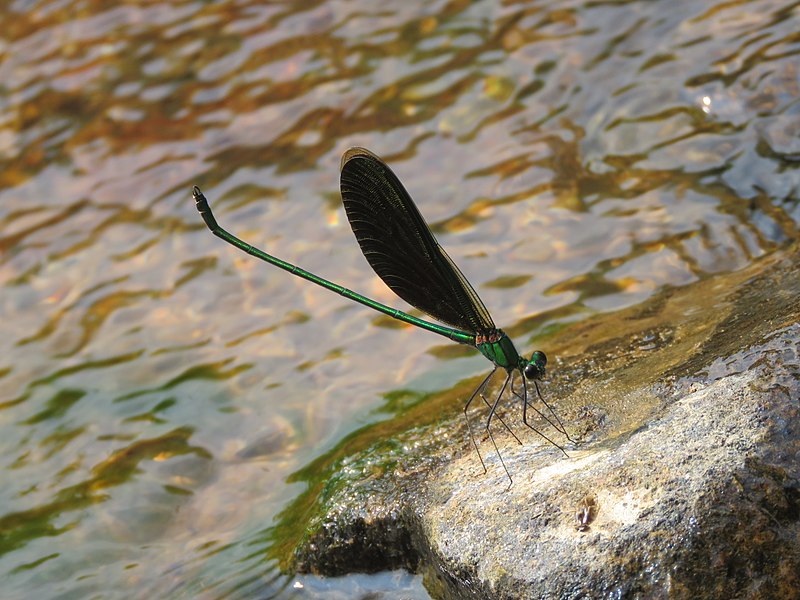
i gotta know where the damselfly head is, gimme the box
[523,350,547,380]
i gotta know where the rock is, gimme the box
[281,245,800,600]
[421,331,800,599]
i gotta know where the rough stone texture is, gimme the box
[290,246,800,599]
[420,327,800,599]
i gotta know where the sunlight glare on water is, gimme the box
[0,0,798,598]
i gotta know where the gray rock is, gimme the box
[286,246,800,599]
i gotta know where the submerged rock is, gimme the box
[287,245,800,599]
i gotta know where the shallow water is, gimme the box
[0,0,798,598]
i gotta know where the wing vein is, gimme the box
[340,147,495,333]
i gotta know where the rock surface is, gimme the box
[287,245,800,599]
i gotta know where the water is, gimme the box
[0,1,797,598]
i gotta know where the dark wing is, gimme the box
[340,147,494,333]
